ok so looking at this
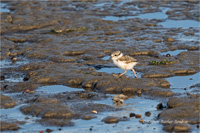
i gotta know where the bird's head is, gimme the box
[111,51,123,60]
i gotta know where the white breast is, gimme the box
[113,59,137,70]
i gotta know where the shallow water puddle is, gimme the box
[1,104,28,121]
[66,96,163,133]
[176,34,199,42]
[102,12,167,21]
[0,103,59,133]
[0,59,29,69]
[0,3,10,13]
[132,12,168,20]
[160,49,187,56]
[158,20,200,29]
[36,85,85,94]
[101,55,110,60]
[93,2,110,7]
[166,72,200,95]
[166,72,200,88]
[4,76,24,83]
[97,67,142,78]
[0,73,25,83]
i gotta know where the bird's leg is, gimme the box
[131,68,137,78]
[118,69,127,77]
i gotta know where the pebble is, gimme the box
[135,114,142,118]
[23,77,29,81]
[137,90,142,96]
[156,103,163,110]
[1,76,5,80]
[91,110,98,114]
[167,37,175,42]
[145,111,151,117]
[29,91,35,94]
[139,119,144,123]
[166,54,171,57]
[129,113,136,117]
[4,85,9,89]
[46,129,53,133]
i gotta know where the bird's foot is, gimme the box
[112,74,120,77]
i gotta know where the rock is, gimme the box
[145,112,151,117]
[147,89,174,97]
[135,114,142,118]
[1,75,5,80]
[64,50,85,56]
[159,107,200,124]
[0,121,20,131]
[49,56,77,63]
[32,97,59,104]
[156,103,164,110]
[166,54,170,57]
[187,46,199,50]
[25,117,29,119]
[102,116,120,124]
[70,103,117,114]
[130,113,136,117]
[95,77,170,93]
[129,51,149,56]
[20,103,78,119]
[139,119,144,123]
[46,129,53,133]
[26,52,48,59]
[3,85,9,90]
[23,77,29,81]
[163,124,191,132]
[153,39,162,43]
[167,38,175,42]
[174,124,191,132]
[10,82,38,92]
[38,118,74,127]
[19,62,51,71]
[81,115,96,120]
[184,32,194,36]
[167,97,200,108]
[1,94,17,109]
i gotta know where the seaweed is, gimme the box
[149,60,173,65]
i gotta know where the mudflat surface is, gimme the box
[0,0,199,132]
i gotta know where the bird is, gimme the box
[111,51,137,78]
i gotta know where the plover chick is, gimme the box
[111,51,137,78]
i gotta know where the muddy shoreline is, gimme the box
[1,0,200,132]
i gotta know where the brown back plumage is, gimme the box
[118,55,137,63]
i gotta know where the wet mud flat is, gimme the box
[1,0,200,132]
